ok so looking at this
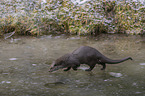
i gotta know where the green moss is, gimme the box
[0,0,144,37]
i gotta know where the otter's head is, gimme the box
[49,60,67,72]
[49,54,70,72]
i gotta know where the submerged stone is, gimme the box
[139,63,145,65]
[109,72,122,77]
[9,58,18,61]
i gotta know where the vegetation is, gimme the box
[0,0,144,37]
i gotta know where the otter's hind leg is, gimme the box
[101,63,106,70]
[64,67,71,71]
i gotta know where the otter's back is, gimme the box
[72,46,102,64]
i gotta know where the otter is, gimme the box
[49,46,132,72]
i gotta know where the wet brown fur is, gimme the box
[49,46,132,72]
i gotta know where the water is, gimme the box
[0,34,145,96]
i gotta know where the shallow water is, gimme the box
[0,34,145,96]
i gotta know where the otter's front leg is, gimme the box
[63,67,71,71]
[85,64,95,71]
[72,65,80,71]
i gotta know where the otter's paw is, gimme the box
[63,67,71,71]
[63,69,69,71]
[72,68,78,71]
[101,68,105,70]
[85,69,92,71]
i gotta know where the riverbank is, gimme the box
[0,0,144,37]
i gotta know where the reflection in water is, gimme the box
[44,81,65,87]
[0,35,145,96]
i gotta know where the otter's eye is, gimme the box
[54,64,57,66]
